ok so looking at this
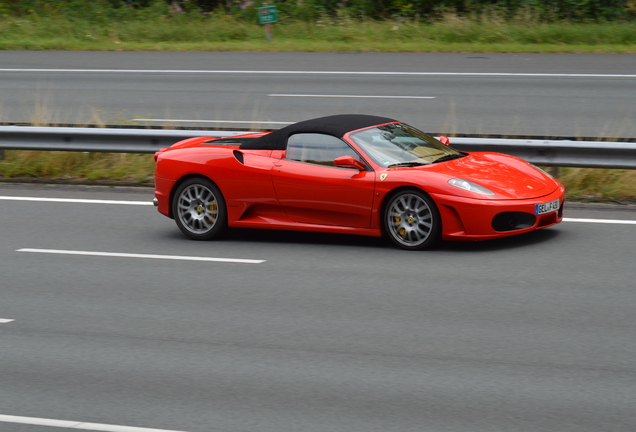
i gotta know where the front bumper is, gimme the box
[431,186,565,241]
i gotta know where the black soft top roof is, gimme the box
[239,114,397,150]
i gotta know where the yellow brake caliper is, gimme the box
[207,203,217,223]
[394,215,406,237]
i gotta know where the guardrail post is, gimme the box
[0,149,4,161]
[551,167,560,178]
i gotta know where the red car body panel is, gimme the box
[155,119,565,243]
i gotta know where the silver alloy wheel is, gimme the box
[176,183,219,235]
[386,192,434,248]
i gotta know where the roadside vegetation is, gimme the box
[2,150,635,202]
[0,0,635,52]
[0,150,155,185]
[559,167,636,202]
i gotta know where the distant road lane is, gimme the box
[0,51,634,137]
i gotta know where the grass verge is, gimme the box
[0,151,155,186]
[558,168,636,202]
[0,14,635,53]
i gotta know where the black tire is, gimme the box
[172,177,227,240]
[383,189,441,250]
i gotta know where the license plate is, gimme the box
[535,199,560,215]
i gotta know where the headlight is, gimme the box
[529,163,554,180]
[448,178,495,195]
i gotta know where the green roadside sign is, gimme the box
[258,6,278,24]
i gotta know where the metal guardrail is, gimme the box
[0,126,635,169]
[0,126,247,154]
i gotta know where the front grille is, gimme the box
[492,212,536,232]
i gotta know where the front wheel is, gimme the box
[172,178,227,240]
[383,189,441,250]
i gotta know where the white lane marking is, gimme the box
[0,414,187,432]
[139,119,293,125]
[564,217,636,225]
[0,319,15,323]
[0,69,635,78]
[268,94,435,99]
[0,196,152,205]
[17,249,266,264]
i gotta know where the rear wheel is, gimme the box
[172,178,227,240]
[383,189,440,250]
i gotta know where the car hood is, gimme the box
[416,152,557,199]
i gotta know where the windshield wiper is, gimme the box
[432,153,466,164]
[387,162,427,168]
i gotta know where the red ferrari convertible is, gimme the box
[154,114,564,250]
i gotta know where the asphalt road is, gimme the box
[1,183,635,432]
[1,51,635,137]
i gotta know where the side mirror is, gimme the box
[334,155,365,170]
[439,136,451,146]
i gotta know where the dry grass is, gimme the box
[559,168,636,202]
[0,151,155,185]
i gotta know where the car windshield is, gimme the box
[348,123,463,167]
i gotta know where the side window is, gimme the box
[286,133,361,167]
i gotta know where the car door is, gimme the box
[271,133,375,228]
